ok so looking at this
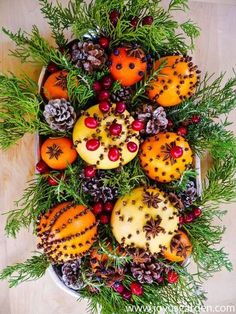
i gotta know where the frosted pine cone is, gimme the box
[179,181,197,208]
[43,98,76,132]
[70,41,107,73]
[61,260,84,290]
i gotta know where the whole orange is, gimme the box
[41,137,77,170]
[109,47,147,87]
[43,70,69,100]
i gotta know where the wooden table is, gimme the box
[0,1,235,313]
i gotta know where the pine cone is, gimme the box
[61,260,84,290]
[136,104,168,136]
[111,87,133,103]
[81,170,118,203]
[70,41,107,73]
[43,98,76,131]
[179,181,197,208]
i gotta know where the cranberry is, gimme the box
[100,214,110,224]
[98,90,110,101]
[86,139,100,151]
[99,101,111,113]
[193,207,202,218]
[130,16,139,28]
[84,165,96,178]
[179,216,184,225]
[108,147,120,162]
[132,120,145,131]
[47,173,64,186]
[92,81,102,93]
[84,117,98,129]
[156,276,164,284]
[109,123,122,136]
[177,126,188,137]
[167,119,174,129]
[191,115,201,124]
[167,270,179,284]
[101,75,114,90]
[122,289,132,300]
[130,282,143,296]
[104,201,114,213]
[170,145,183,159]
[98,37,110,49]
[184,212,195,224]
[127,142,138,153]
[115,101,126,114]
[112,282,125,294]
[109,10,120,26]
[36,160,49,174]
[92,202,103,215]
[47,62,58,73]
[142,15,154,26]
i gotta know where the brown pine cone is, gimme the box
[111,87,133,103]
[61,259,84,290]
[70,41,107,73]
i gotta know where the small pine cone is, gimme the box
[43,98,76,132]
[179,181,197,208]
[70,41,107,73]
[131,261,165,284]
[111,87,133,103]
[61,259,84,290]
[136,104,168,136]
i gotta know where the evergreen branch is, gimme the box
[167,168,197,193]
[0,253,50,288]
[168,0,189,11]
[0,74,51,149]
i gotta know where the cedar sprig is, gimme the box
[168,0,189,11]
[167,168,197,193]
[0,252,50,288]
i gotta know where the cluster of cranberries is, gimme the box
[167,115,201,137]
[109,9,154,28]
[112,270,179,301]
[179,207,202,225]
[92,200,114,225]
[36,160,65,186]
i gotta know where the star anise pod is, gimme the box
[46,144,63,160]
[168,192,184,209]
[123,43,145,59]
[131,248,152,264]
[143,190,162,208]
[162,141,178,165]
[143,217,166,238]
[170,234,191,259]
[55,72,67,90]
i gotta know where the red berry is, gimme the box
[100,214,110,224]
[108,147,120,162]
[132,120,145,131]
[36,160,49,174]
[130,282,143,296]
[191,115,201,124]
[130,17,139,28]
[193,207,202,218]
[92,81,102,93]
[99,101,111,113]
[109,10,120,26]
[47,173,64,186]
[109,123,122,136]
[86,139,100,151]
[184,212,195,224]
[115,101,126,114]
[92,202,103,215]
[177,126,188,137]
[170,145,183,159]
[101,75,113,90]
[156,276,164,284]
[112,282,125,294]
[98,90,110,101]
[47,62,58,73]
[104,201,114,213]
[84,117,98,129]
[98,37,110,49]
[167,119,174,129]
[167,270,179,284]
[179,216,184,225]
[122,289,132,300]
[142,15,154,26]
[84,165,96,178]
[127,141,138,153]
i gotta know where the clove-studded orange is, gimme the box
[147,55,200,107]
[109,46,147,87]
[163,230,192,262]
[43,70,69,100]
[37,202,98,263]
[111,186,179,255]
[41,137,78,170]
[73,104,140,169]
[139,132,193,183]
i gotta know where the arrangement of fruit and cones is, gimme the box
[0,1,236,313]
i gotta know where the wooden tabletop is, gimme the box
[0,1,236,313]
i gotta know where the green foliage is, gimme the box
[167,168,197,193]
[168,0,189,11]
[0,253,50,288]
[0,74,51,149]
